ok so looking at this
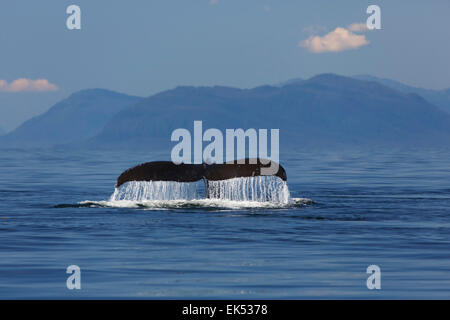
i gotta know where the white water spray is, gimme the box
[207,176,291,204]
[110,176,291,204]
[110,180,200,201]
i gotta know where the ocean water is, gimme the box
[0,147,449,299]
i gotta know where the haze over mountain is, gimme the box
[90,74,450,149]
[275,78,304,87]
[0,126,5,136]
[281,75,450,114]
[353,75,450,114]
[0,89,141,147]
[0,91,66,133]
[2,74,450,150]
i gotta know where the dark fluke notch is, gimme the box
[115,158,286,188]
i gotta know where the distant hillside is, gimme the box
[0,89,141,147]
[3,74,450,150]
[353,75,450,114]
[275,77,304,87]
[89,74,450,149]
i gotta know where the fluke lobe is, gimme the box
[115,158,287,188]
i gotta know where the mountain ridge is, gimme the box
[2,74,450,150]
[352,74,450,113]
[0,88,142,147]
[89,73,450,149]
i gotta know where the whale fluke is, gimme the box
[115,158,286,188]
[116,162,204,188]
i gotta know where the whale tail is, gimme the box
[115,158,286,188]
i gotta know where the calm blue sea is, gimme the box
[0,147,449,299]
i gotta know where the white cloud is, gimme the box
[299,27,369,53]
[0,78,58,93]
[348,22,369,32]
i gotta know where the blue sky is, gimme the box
[0,0,449,131]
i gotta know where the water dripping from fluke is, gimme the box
[64,159,314,209]
[112,159,291,204]
[110,176,291,204]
